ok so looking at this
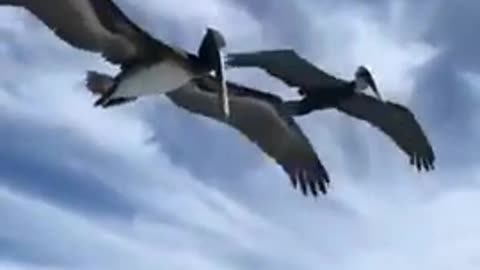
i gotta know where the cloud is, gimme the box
[0,0,479,269]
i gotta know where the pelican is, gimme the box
[86,73,330,197]
[1,0,231,117]
[226,49,436,171]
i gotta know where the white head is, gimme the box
[354,66,382,101]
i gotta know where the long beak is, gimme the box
[217,49,230,119]
[367,75,382,101]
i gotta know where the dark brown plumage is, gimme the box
[85,73,330,197]
[227,49,436,171]
[1,0,230,116]
[168,77,330,196]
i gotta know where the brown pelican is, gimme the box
[86,73,330,197]
[226,49,436,171]
[0,0,231,117]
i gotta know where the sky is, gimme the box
[0,0,479,269]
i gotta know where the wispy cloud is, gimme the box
[0,0,479,269]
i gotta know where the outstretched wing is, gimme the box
[226,49,342,89]
[336,94,435,171]
[2,0,183,64]
[166,77,330,197]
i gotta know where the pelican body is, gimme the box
[226,49,436,171]
[87,73,331,197]
[1,0,231,117]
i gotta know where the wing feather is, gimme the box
[226,49,342,90]
[336,94,435,171]
[3,0,183,64]
[166,77,330,196]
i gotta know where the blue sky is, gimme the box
[0,0,479,269]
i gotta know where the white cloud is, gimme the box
[458,70,480,155]
[0,186,243,270]
[459,71,480,99]
[0,261,65,270]
[0,0,479,270]
[297,1,438,103]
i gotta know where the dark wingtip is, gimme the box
[224,53,249,68]
[297,88,306,96]
[289,164,330,198]
[410,152,436,173]
[93,96,105,107]
[224,54,236,68]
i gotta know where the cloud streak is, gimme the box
[0,0,479,269]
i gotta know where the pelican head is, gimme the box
[201,27,230,118]
[354,66,382,101]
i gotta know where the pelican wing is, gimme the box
[336,94,435,171]
[226,49,341,89]
[2,0,183,64]
[166,77,330,196]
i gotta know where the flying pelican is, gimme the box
[1,0,231,117]
[226,49,436,171]
[86,73,330,197]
